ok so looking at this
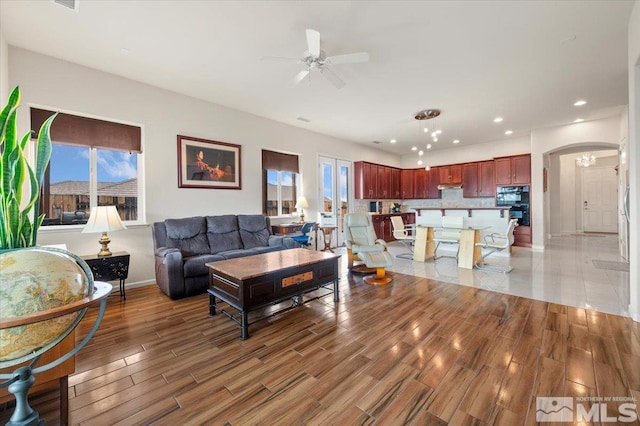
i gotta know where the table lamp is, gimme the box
[295,196,309,223]
[82,206,126,256]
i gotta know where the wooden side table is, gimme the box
[82,251,130,300]
[319,226,336,252]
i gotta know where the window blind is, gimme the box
[30,108,142,153]
[262,149,299,174]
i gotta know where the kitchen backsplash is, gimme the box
[353,188,495,214]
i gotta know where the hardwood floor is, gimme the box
[2,271,639,425]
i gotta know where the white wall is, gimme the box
[0,30,8,103]
[400,136,531,168]
[8,47,401,285]
[627,0,640,322]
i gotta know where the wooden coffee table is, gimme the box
[206,248,340,339]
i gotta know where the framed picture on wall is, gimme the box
[177,135,242,189]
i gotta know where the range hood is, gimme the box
[437,183,463,190]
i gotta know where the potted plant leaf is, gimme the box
[0,86,56,250]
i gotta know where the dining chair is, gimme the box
[475,218,518,273]
[390,216,414,259]
[433,215,463,260]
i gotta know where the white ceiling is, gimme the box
[0,1,633,156]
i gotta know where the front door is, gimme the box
[318,156,352,247]
[582,166,618,233]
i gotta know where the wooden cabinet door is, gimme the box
[512,155,531,185]
[371,215,384,239]
[401,169,414,199]
[391,168,401,199]
[462,162,479,197]
[494,158,513,185]
[354,161,365,199]
[427,168,441,198]
[450,164,462,184]
[478,161,496,197]
[377,165,391,198]
[414,168,428,198]
[355,161,376,199]
[438,166,451,184]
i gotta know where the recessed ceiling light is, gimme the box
[505,130,513,135]
[426,143,432,149]
[418,150,424,156]
[574,100,587,106]
[390,139,397,144]
[574,118,584,123]
[493,117,503,123]
[453,139,460,144]
[417,160,423,166]
[411,146,417,151]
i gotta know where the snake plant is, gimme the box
[0,86,56,249]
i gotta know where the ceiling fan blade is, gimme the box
[261,56,302,63]
[320,67,346,89]
[325,52,370,65]
[306,29,320,57]
[291,69,310,86]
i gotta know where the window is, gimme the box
[31,108,142,226]
[262,150,299,217]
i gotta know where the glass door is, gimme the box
[318,156,352,247]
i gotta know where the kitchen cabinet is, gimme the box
[478,161,496,197]
[438,164,462,185]
[391,168,402,198]
[463,161,495,198]
[414,168,429,199]
[354,161,401,199]
[426,168,440,198]
[377,165,391,198]
[495,154,530,185]
[513,224,531,247]
[401,169,414,199]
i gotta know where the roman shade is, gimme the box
[261,150,299,174]
[30,108,142,153]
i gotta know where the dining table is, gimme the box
[412,224,489,269]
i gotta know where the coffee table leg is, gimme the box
[240,311,249,340]
[333,279,339,302]
[208,292,217,316]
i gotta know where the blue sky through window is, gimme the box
[50,144,137,183]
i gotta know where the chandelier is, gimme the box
[576,153,596,168]
[414,109,441,167]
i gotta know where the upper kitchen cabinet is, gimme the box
[494,154,531,185]
[462,162,479,198]
[354,161,401,199]
[464,161,495,197]
[438,164,462,185]
[391,168,402,199]
[354,161,376,199]
[401,169,415,199]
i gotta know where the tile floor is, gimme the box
[334,234,631,317]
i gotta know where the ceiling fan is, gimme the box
[262,29,369,89]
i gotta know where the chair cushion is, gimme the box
[359,251,393,268]
[238,215,270,249]
[165,217,209,257]
[183,254,225,277]
[206,215,243,254]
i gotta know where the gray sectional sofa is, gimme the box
[152,214,298,299]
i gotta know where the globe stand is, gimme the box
[0,282,111,426]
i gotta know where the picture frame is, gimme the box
[177,135,242,189]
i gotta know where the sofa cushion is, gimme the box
[249,246,283,255]
[206,215,242,254]
[218,249,252,260]
[165,217,209,257]
[183,254,225,278]
[238,214,271,249]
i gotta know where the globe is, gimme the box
[0,247,93,366]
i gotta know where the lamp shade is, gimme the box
[82,206,126,234]
[295,196,309,209]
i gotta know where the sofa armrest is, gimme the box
[154,247,186,299]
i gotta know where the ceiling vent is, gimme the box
[372,141,382,144]
[52,0,78,11]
